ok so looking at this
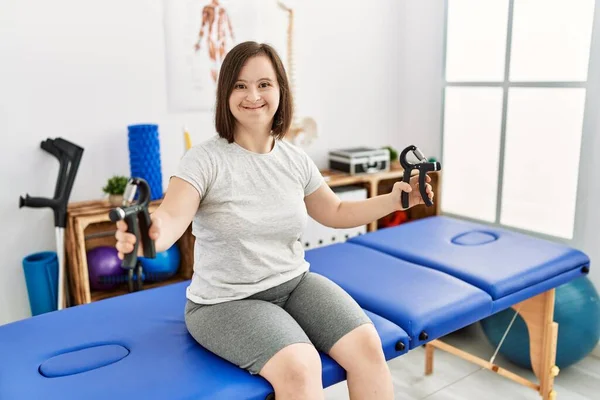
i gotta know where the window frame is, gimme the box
[439,0,595,243]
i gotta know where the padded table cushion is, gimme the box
[349,216,590,311]
[306,242,492,349]
[0,281,408,400]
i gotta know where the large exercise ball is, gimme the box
[139,244,181,282]
[87,246,124,290]
[481,276,600,370]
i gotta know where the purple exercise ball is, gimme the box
[87,246,124,290]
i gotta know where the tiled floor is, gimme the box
[324,323,600,399]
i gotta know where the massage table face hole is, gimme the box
[38,343,130,378]
[451,231,499,246]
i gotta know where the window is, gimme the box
[441,0,595,239]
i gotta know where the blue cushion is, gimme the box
[349,216,590,301]
[0,281,408,400]
[306,242,492,349]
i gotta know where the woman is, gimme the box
[115,41,433,400]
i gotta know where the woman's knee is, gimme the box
[354,324,386,362]
[331,324,386,368]
[260,343,322,390]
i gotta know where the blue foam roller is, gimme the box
[22,251,58,316]
[128,124,163,200]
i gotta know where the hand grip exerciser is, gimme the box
[108,177,156,291]
[399,145,441,209]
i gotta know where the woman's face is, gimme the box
[229,55,280,130]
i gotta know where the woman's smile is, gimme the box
[242,104,266,111]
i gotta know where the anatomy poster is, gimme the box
[163,0,288,111]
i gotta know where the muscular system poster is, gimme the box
[163,0,288,112]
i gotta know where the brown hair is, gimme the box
[215,41,293,143]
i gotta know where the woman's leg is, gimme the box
[328,324,394,400]
[185,298,324,400]
[283,272,394,400]
[259,342,324,400]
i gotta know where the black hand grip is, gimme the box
[109,204,147,222]
[138,208,156,259]
[401,167,412,210]
[419,166,432,207]
[122,213,140,269]
[419,161,441,207]
[108,208,124,222]
[398,145,441,209]
[108,178,156,271]
[109,203,155,268]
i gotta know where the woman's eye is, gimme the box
[235,84,245,89]
[259,82,270,88]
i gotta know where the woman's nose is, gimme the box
[246,88,261,102]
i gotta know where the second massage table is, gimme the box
[0,215,590,400]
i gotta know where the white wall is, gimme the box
[1,0,439,325]
[293,0,442,166]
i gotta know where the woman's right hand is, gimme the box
[115,215,162,260]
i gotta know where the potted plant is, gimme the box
[102,175,129,206]
[382,146,400,168]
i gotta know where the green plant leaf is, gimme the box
[102,175,129,195]
[382,146,398,161]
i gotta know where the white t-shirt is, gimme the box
[173,135,325,304]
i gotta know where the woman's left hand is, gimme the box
[390,173,434,210]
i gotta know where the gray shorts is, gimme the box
[184,271,372,375]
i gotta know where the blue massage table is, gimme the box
[0,216,590,400]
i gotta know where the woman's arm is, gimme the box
[149,177,201,252]
[304,175,433,229]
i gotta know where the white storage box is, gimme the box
[301,185,368,250]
